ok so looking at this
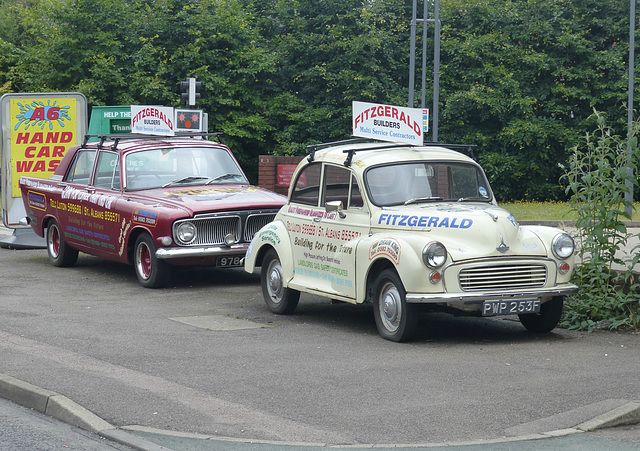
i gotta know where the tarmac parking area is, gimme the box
[0,230,638,449]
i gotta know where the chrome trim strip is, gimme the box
[405,284,579,304]
[156,244,249,260]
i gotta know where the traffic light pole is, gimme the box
[181,77,201,106]
[408,0,440,142]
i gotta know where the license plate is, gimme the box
[216,256,243,267]
[482,299,541,317]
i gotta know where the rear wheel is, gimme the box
[519,296,564,333]
[134,233,170,288]
[261,249,300,314]
[46,219,78,267]
[371,269,418,342]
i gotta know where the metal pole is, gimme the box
[626,0,636,218]
[433,0,441,142]
[408,0,417,107]
[421,0,428,110]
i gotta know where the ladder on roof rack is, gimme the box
[82,132,224,150]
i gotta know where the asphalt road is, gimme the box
[0,228,639,449]
[0,397,135,451]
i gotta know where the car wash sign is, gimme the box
[131,105,175,136]
[352,101,424,145]
[1,92,87,226]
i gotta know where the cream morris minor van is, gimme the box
[244,140,578,341]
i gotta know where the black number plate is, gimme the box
[216,256,243,267]
[482,299,541,317]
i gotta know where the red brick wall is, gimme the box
[258,155,304,196]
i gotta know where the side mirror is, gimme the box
[325,200,346,218]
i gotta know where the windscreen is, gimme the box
[124,146,248,190]
[365,161,492,206]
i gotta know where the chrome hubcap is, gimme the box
[379,282,401,332]
[267,261,283,302]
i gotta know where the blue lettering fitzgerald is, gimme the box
[378,213,473,229]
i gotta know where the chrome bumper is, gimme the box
[156,243,249,260]
[405,284,579,304]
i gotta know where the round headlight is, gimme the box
[552,233,574,259]
[423,242,447,268]
[176,222,197,244]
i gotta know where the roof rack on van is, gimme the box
[305,139,478,167]
[306,138,375,163]
[81,132,224,150]
[425,142,477,160]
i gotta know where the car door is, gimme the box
[285,162,368,299]
[314,164,369,299]
[57,148,97,253]
[85,149,123,258]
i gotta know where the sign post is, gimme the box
[0,92,87,248]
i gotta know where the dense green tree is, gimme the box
[249,0,412,154]
[2,0,637,195]
[438,0,631,200]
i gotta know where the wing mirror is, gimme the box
[325,200,346,218]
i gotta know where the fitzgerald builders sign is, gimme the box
[352,101,424,145]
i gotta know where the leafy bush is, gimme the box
[560,111,640,331]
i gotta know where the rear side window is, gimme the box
[93,150,121,190]
[290,163,322,206]
[65,150,96,185]
[324,164,363,209]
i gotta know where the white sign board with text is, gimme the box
[352,101,424,145]
[131,105,174,136]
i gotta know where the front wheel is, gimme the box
[134,233,171,288]
[519,296,564,333]
[371,269,418,342]
[46,219,78,267]
[261,249,300,314]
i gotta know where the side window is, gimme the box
[93,151,121,190]
[324,165,363,209]
[65,150,97,184]
[350,177,363,208]
[290,163,322,206]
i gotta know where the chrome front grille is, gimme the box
[244,214,276,241]
[191,215,241,245]
[459,264,547,291]
[175,211,277,246]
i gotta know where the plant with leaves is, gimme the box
[560,110,640,331]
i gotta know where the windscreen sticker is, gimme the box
[479,187,488,197]
[378,213,473,229]
[163,187,261,201]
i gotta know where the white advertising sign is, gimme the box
[131,105,174,136]
[352,101,424,145]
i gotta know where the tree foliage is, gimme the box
[1,0,637,195]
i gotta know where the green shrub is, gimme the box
[560,111,640,331]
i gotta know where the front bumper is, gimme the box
[156,243,249,260]
[405,284,579,304]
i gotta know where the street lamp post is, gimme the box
[626,0,636,218]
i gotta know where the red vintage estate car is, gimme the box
[19,133,285,287]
